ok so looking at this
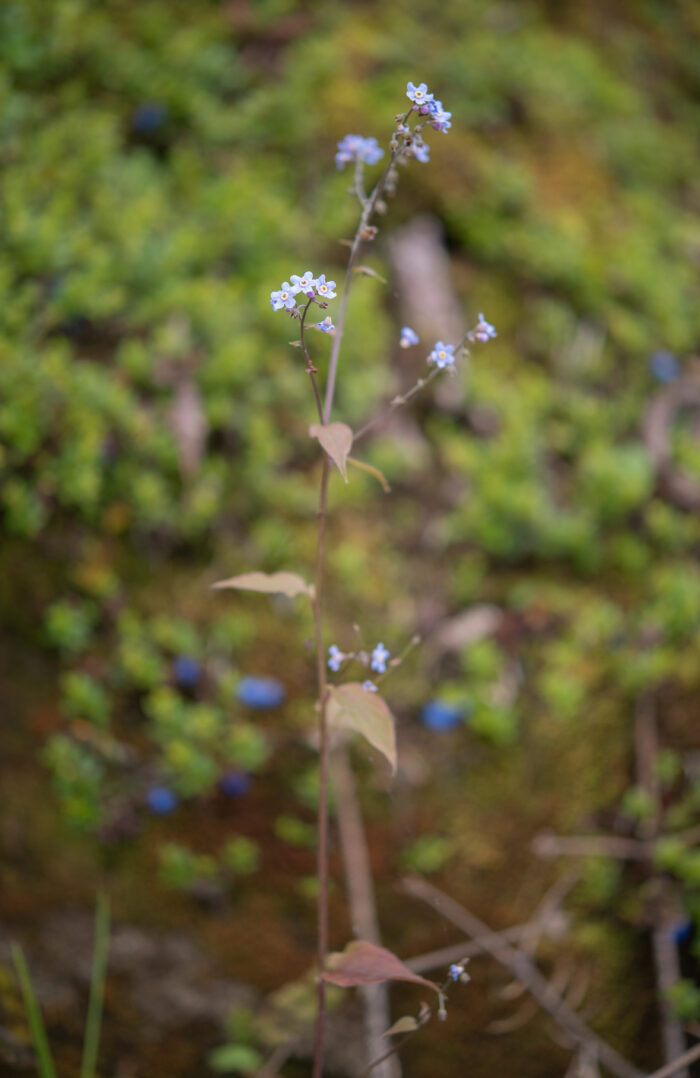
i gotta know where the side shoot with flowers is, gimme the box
[214,82,496,1076]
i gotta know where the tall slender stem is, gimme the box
[311,454,331,1078]
[311,133,407,1078]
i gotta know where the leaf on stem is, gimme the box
[212,571,313,599]
[347,456,391,493]
[353,265,388,284]
[327,683,396,773]
[383,1016,420,1037]
[309,422,353,482]
[323,941,439,993]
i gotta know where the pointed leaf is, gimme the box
[212,571,312,599]
[327,683,396,773]
[347,456,391,493]
[383,1016,420,1037]
[323,941,438,993]
[309,423,353,482]
[353,265,388,284]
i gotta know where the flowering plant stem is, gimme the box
[310,149,401,1078]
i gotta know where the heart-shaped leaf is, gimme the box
[327,683,396,773]
[323,941,438,993]
[212,571,312,599]
[309,422,353,482]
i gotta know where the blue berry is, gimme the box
[420,700,462,732]
[236,676,285,709]
[146,786,179,815]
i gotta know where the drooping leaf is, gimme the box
[347,456,391,493]
[353,265,388,284]
[383,1016,420,1037]
[309,423,353,481]
[323,941,438,993]
[212,571,312,599]
[327,683,396,773]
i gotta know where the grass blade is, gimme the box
[80,891,111,1078]
[10,942,58,1078]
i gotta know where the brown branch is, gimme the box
[401,876,642,1078]
[644,1041,700,1078]
[332,748,401,1078]
[532,832,652,861]
[634,695,688,1078]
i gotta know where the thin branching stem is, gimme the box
[300,298,324,424]
[357,1032,414,1078]
[311,111,418,1077]
[354,367,441,442]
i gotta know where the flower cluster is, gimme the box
[328,644,344,672]
[406,82,452,132]
[327,642,391,676]
[474,313,497,343]
[335,134,384,171]
[270,271,337,313]
[398,82,452,166]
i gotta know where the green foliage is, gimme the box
[401,835,454,875]
[666,979,700,1023]
[208,1043,263,1076]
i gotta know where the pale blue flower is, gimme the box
[335,134,384,171]
[290,271,315,295]
[335,134,365,169]
[411,141,430,163]
[406,81,434,107]
[328,644,344,672]
[370,642,390,674]
[313,274,337,300]
[429,100,452,132]
[314,317,335,334]
[475,313,497,342]
[400,326,419,348]
[361,137,384,165]
[362,680,378,693]
[270,283,297,311]
[429,341,455,369]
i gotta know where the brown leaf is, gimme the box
[327,683,396,773]
[212,570,312,599]
[383,1016,420,1037]
[309,422,353,481]
[323,941,438,993]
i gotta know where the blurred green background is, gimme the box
[1,0,700,1075]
